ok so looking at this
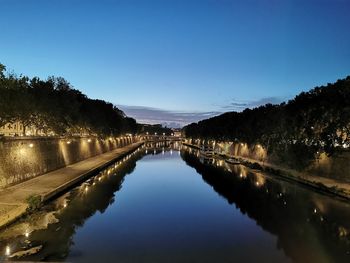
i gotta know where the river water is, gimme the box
[1,142,350,262]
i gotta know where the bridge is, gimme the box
[141,135,182,142]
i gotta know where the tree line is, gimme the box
[0,63,138,137]
[140,124,173,136]
[183,76,350,156]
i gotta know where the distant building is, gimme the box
[0,121,24,136]
[173,131,182,137]
[0,121,42,137]
[171,128,182,137]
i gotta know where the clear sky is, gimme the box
[1,0,349,126]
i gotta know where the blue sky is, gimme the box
[1,0,349,126]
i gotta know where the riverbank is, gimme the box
[183,142,350,200]
[0,141,144,229]
[0,136,137,188]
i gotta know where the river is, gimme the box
[0,142,350,262]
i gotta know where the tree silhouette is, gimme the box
[0,63,139,137]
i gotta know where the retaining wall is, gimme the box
[0,136,138,188]
[186,139,350,183]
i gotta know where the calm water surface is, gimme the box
[1,143,350,262]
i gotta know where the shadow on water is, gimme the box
[2,142,350,262]
[0,141,181,261]
[0,147,147,261]
[180,147,350,263]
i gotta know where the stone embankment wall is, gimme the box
[185,139,350,183]
[0,136,138,188]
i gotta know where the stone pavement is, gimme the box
[0,142,143,229]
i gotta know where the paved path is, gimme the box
[0,142,143,229]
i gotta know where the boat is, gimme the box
[225,158,240,165]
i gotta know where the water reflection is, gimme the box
[144,141,181,156]
[1,143,350,262]
[0,143,182,261]
[0,147,147,261]
[181,147,350,263]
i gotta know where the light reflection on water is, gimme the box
[0,142,350,262]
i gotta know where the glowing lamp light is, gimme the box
[19,148,26,155]
[67,141,71,145]
[5,245,10,256]
[25,230,30,238]
[87,139,92,143]
[28,143,34,148]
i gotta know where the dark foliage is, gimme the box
[138,124,173,135]
[183,76,350,155]
[0,63,138,137]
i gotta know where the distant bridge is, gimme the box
[142,135,182,142]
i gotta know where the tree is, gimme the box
[183,76,350,160]
[0,63,5,79]
[0,63,139,137]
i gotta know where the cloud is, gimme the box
[118,96,287,128]
[221,96,285,111]
[118,105,220,128]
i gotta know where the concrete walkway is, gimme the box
[0,142,143,229]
